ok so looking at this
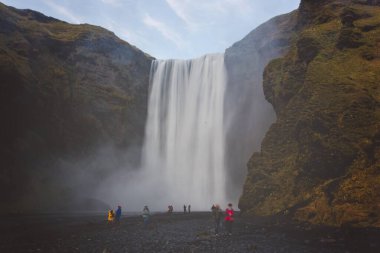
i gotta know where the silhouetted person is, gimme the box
[224,203,234,235]
[212,204,222,235]
[188,204,191,213]
[142,206,150,226]
[183,205,187,214]
[115,206,122,222]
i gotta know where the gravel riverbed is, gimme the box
[1,212,379,252]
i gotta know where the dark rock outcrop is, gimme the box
[239,0,380,227]
[0,3,153,212]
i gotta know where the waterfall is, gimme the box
[141,54,227,210]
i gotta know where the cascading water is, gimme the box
[141,54,227,210]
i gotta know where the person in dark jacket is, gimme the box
[212,204,222,235]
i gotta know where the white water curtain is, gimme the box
[141,54,227,210]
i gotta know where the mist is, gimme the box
[92,18,289,212]
[93,41,279,212]
[45,15,293,214]
[96,54,228,212]
[223,13,295,201]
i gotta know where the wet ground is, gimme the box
[1,212,379,252]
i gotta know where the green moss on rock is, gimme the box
[239,0,380,227]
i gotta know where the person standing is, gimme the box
[212,204,222,235]
[224,203,234,235]
[115,205,122,222]
[142,206,150,226]
[108,209,115,223]
[188,204,191,213]
[183,204,187,214]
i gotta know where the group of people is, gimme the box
[107,202,235,235]
[167,204,192,213]
[107,205,122,223]
[211,203,234,235]
[107,205,151,227]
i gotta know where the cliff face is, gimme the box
[239,0,380,226]
[0,3,152,211]
[224,12,298,200]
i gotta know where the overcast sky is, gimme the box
[2,0,300,59]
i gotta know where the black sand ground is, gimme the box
[1,212,379,252]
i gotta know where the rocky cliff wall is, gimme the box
[239,0,380,227]
[0,3,153,211]
[224,11,298,200]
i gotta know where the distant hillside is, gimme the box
[0,3,153,212]
[239,0,380,227]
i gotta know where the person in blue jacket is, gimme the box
[115,205,122,222]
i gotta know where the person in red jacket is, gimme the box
[224,203,234,235]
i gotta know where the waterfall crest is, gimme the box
[141,54,227,210]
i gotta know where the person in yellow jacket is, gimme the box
[108,209,115,222]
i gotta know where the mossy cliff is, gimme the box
[0,3,152,211]
[239,0,380,227]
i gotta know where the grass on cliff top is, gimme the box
[354,4,380,27]
[298,3,380,87]
[15,12,113,42]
